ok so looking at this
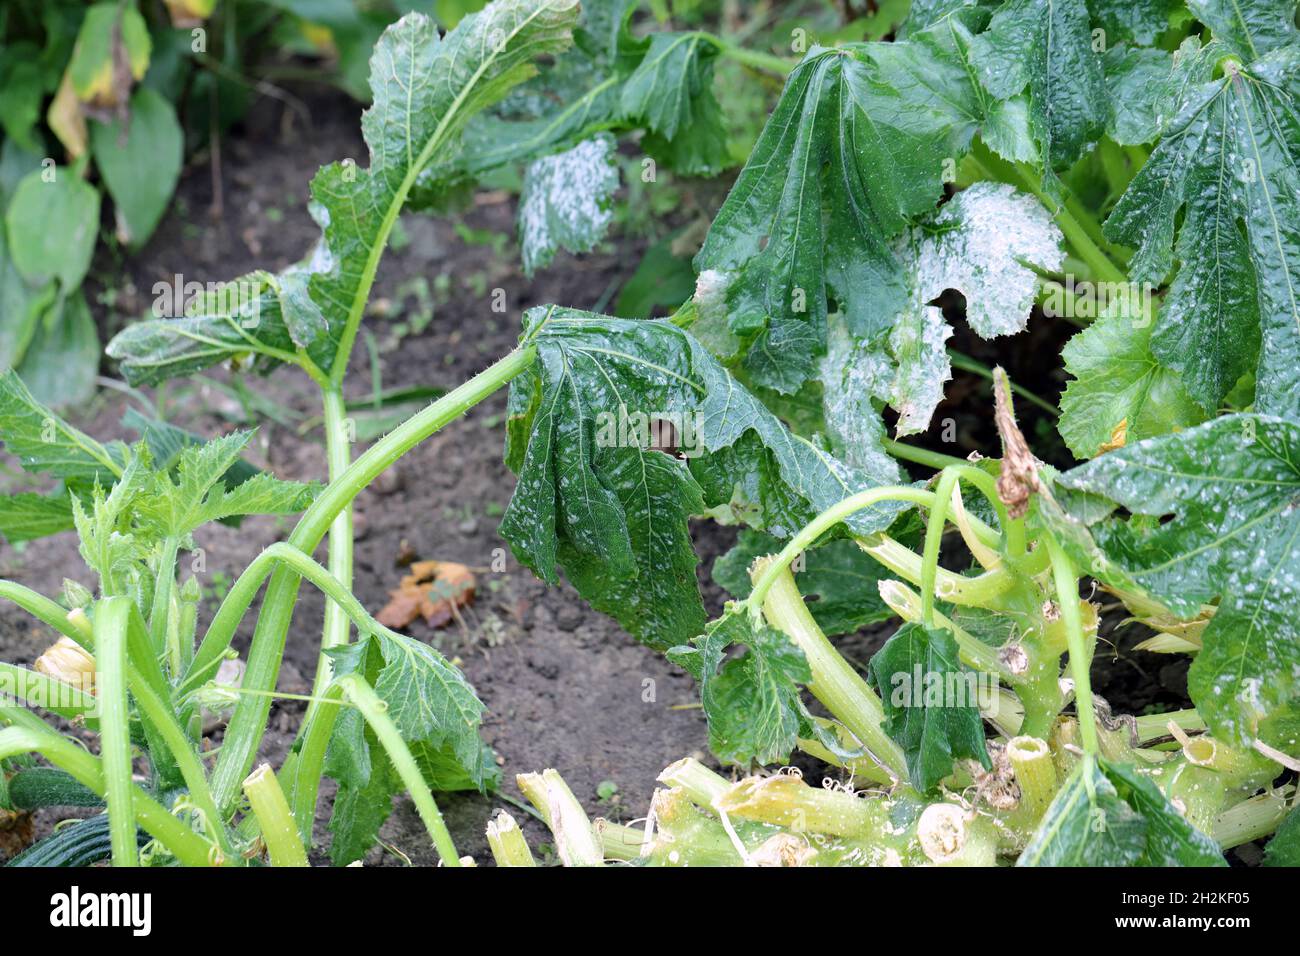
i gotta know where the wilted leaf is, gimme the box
[376,560,476,630]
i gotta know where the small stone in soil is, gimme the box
[457,518,479,536]
[372,467,405,495]
[553,605,584,632]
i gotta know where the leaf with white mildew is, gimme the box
[518,135,619,276]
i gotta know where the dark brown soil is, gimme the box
[0,88,1192,866]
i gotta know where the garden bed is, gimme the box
[0,84,1206,866]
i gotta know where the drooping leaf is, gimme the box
[713,529,897,636]
[971,0,1109,171]
[0,370,126,483]
[867,622,991,792]
[106,273,300,386]
[694,23,1037,394]
[667,607,811,767]
[1058,302,1206,458]
[618,30,729,175]
[1055,415,1300,745]
[517,134,619,276]
[89,87,183,248]
[500,307,911,650]
[811,183,1060,441]
[1104,42,1300,419]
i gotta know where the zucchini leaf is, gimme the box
[324,632,497,865]
[517,134,619,275]
[500,306,911,650]
[1104,39,1300,419]
[667,607,811,767]
[970,0,1109,171]
[694,16,1039,396]
[1264,801,1300,865]
[867,622,991,792]
[808,182,1061,443]
[1054,415,1300,745]
[1058,301,1205,458]
[1018,754,1224,866]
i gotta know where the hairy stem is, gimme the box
[92,597,138,867]
[338,674,461,865]
[312,387,356,702]
[211,346,535,812]
[757,560,907,780]
[1045,536,1098,754]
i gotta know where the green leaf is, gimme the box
[1264,802,1300,865]
[713,529,897,636]
[68,3,150,102]
[500,307,910,650]
[1017,756,1149,866]
[1103,45,1174,145]
[89,87,183,248]
[14,290,100,409]
[1058,302,1206,458]
[1104,43,1300,419]
[0,369,125,483]
[1187,0,1298,62]
[971,0,1108,170]
[518,134,619,276]
[618,30,729,175]
[121,408,258,488]
[667,607,811,766]
[131,430,318,539]
[1089,0,1177,46]
[1056,415,1300,744]
[0,58,44,151]
[304,3,580,374]
[1018,755,1225,866]
[369,631,494,791]
[106,274,300,386]
[0,224,49,372]
[867,622,991,792]
[0,493,75,545]
[1101,759,1226,865]
[3,169,100,291]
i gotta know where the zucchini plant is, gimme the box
[4,0,1300,867]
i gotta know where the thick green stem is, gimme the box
[859,535,1015,608]
[211,346,535,813]
[0,725,218,866]
[126,662,230,858]
[747,486,940,610]
[921,470,960,626]
[243,764,308,867]
[1045,536,1098,755]
[313,388,355,703]
[882,439,967,472]
[486,810,537,866]
[757,561,907,779]
[149,536,181,656]
[706,34,793,75]
[0,581,89,646]
[338,673,460,866]
[0,662,98,719]
[92,597,138,867]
